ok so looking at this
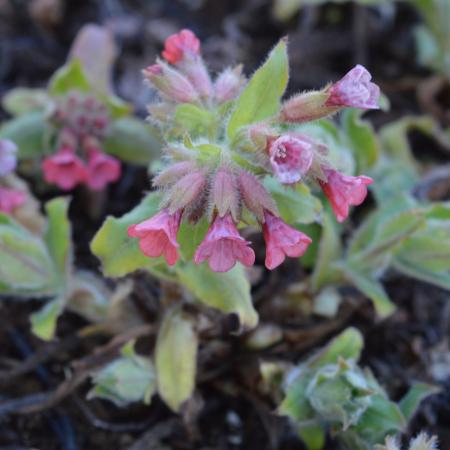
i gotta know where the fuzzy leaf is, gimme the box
[91,193,163,277]
[176,263,258,331]
[227,39,289,138]
[103,117,162,165]
[155,307,198,412]
[298,424,326,450]
[399,382,440,422]
[30,298,63,341]
[2,88,51,116]
[49,59,91,96]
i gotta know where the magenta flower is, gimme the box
[319,168,373,222]
[162,29,201,64]
[0,186,26,214]
[128,209,182,266]
[85,149,121,191]
[42,147,87,190]
[0,139,18,177]
[268,134,314,184]
[194,213,255,273]
[263,211,312,270]
[326,65,380,109]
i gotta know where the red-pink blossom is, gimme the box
[319,168,373,222]
[128,209,182,266]
[262,211,312,270]
[85,149,121,191]
[162,29,201,64]
[194,213,255,272]
[326,65,380,109]
[268,134,314,184]
[42,147,87,191]
[0,186,26,213]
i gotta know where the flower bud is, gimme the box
[0,139,18,177]
[280,91,336,123]
[162,29,201,65]
[143,62,199,104]
[211,166,239,220]
[179,58,213,98]
[153,161,197,188]
[0,186,26,213]
[164,169,207,213]
[214,65,245,103]
[237,170,278,221]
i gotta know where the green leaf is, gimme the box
[177,218,209,261]
[264,177,322,224]
[174,104,217,138]
[298,424,326,450]
[227,39,289,138]
[155,307,198,412]
[103,117,162,166]
[399,382,440,422]
[89,341,156,407]
[44,197,72,281]
[0,112,47,159]
[2,88,51,116]
[341,109,379,173]
[176,263,258,331]
[30,298,63,341]
[308,327,364,369]
[310,212,342,291]
[342,267,396,317]
[91,193,163,277]
[48,59,91,96]
[0,216,56,296]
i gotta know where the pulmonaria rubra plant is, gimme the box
[42,92,121,191]
[127,30,379,272]
[0,139,26,213]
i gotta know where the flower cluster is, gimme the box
[128,30,379,273]
[0,139,26,213]
[42,92,121,191]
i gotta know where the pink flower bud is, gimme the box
[194,213,255,272]
[144,62,199,104]
[162,29,201,64]
[237,170,278,221]
[319,168,373,222]
[279,91,333,123]
[326,65,380,109]
[0,139,18,177]
[262,210,312,270]
[42,147,87,190]
[214,65,245,103]
[0,186,26,213]
[268,134,314,184]
[165,170,207,213]
[85,149,121,191]
[211,166,239,220]
[128,208,182,266]
[179,58,212,98]
[153,161,197,188]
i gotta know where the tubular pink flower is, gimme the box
[194,213,255,273]
[85,149,121,191]
[162,29,201,64]
[0,186,26,213]
[128,208,182,266]
[0,139,18,177]
[263,210,312,270]
[42,147,87,191]
[326,65,380,109]
[319,168,373,222]
[268,134,314,184]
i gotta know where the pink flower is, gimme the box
[268,134,314,184]
[326,65,380,109]
[319,168,373,222]
[42,147,87,190]
[0,186,26,213]
[0,139,18,177]
[85,149,121,191]
[194,213,255,272]
[128,209,182,266]
[263,211,312,270]
[162,29,201,64]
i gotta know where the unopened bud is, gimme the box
[165,170,207,213]
[237,170,278,221]
[214,65,245,103]
[179,58,213,98]
[153,161,196,187]
[211,166,239,220]
[143,62,199,104]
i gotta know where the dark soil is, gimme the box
[0,1,449,449]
